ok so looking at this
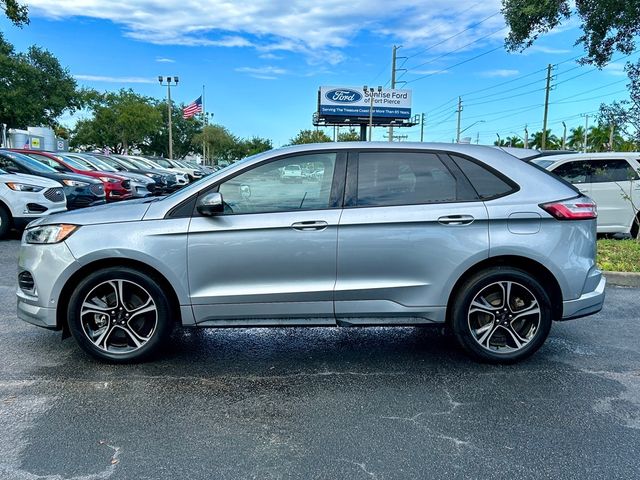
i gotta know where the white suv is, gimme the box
[0,170,67,238]
[533,152,640,237]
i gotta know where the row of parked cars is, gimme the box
[0,149,213,238]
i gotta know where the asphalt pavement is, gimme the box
[0,235,638,480]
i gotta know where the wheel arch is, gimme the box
[446,255,563,323]
[56,258,182,333]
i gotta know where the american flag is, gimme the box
[183,95,203,119]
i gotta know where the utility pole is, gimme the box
[202,84,206,163]
[583,114,589,152]
[158,76,179,159]
[561,122,567,150]
[475,132,479,145]
[608,124,615,151]
[524,125,529,149]
[420,113,425,142]
[388,45,404,142]
[456,97,463,143]
[541,63,552,150]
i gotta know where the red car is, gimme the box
[11,149,132,202]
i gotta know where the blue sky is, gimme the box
[1,0,636,147]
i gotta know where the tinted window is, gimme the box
[0,154,21,172]
[590,159,639,183]
[24,153,70,172]
[451,155,515,198]
[218,153,337,214]
[356,152,461,207]
[4,151,57,173]
[551,161,591,184]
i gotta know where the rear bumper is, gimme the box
[560,276,606,320]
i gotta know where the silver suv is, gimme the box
[16,143,605,363]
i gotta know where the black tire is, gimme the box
[631,215,640,239]
[451,267,552,364]
[67,267,173,363]
[0,205,11,239]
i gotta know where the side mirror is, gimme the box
[196,191,223,216]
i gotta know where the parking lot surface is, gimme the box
[0,236,639,479]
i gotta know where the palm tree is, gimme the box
[504,136,524,148]
[567,126,586,151]
[530,130,559,149]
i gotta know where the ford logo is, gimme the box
[325,89,362,103]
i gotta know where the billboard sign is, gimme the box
[319,86,412,120]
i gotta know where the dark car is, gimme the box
[0,150,106,209]
[87,153,173,194]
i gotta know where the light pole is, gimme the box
[201,111,214,165]
[458,120,485,142]
[158,76,179,159]
[363,85,382,141]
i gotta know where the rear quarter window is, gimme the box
[450,155,516,199]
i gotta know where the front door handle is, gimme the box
[438,215,475,226]
[292,220,328,231]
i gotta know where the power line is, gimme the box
[405,7,500,60]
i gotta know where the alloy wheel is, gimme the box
[467,281,541,353]
[80,279,158,354]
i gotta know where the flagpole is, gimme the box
[202,85,206,166]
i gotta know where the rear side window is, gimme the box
[551,161,591,184]
[589,159,639,183]
[356,152,463,207]
[451,155,515,199]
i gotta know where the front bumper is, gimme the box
[16,239,79,330]
[561,275,606,320]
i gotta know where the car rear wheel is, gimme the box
[451,267,552,363]
[67,267,173,363]
[0,206,11,239]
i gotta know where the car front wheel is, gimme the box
[67,267,173,363]
[451,267,552,363]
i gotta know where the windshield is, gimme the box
[80,154,119,172]
[152,158,172,168]
[1,151,57,173]
[123,157,152,169]
[133,157,163,169]
[111,156,138,169]
[59,154,95,171]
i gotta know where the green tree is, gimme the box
[504,136,524,148]
[142,102,203,159]
[567,126,586,151]
[240,136,273,156]
[70,89,162,153]
[530,129,559,150]
[0,33,82,129]
[2,0,28,26]
[338,128,360,141]
[289,129,332,145]
[193,124,243,165]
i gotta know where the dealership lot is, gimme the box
[0,236,639,479]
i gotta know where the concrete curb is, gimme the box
[604,271,640,288]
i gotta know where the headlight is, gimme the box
[98,176,119,183]
[6,182,44,192]
[25,224,79,244]
[62,179,90,187]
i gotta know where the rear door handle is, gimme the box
[292,220,328,231]
[438,215,475,226]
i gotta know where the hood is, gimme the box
[117,171,154,183]
[0,172,63,188]
[27,197,155,228]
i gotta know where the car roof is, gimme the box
[537,152,640,164]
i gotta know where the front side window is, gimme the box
[356,152,461,207]
[217,153,337,214]
[589,159,640,183]
[550,161,592,184]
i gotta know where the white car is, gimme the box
[0,170,67,238]
[533,152,640,237]
[126,156,190,186]
[280,164,303,182]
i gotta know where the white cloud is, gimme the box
[73,74,156,84]
[27,0,505,64]
[603,63,627,77]
[235,66,287,79]
[480,69,520,78]
[155,57,175,63]
[259,53,283,60]
[517,45,572,55]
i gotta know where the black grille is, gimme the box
[26,203,47,213]
[44,187,65,202]
[90,184,105,196]
[18,271,34,292]
[121,180,131,190]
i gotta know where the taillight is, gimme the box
[540,196,597,220]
